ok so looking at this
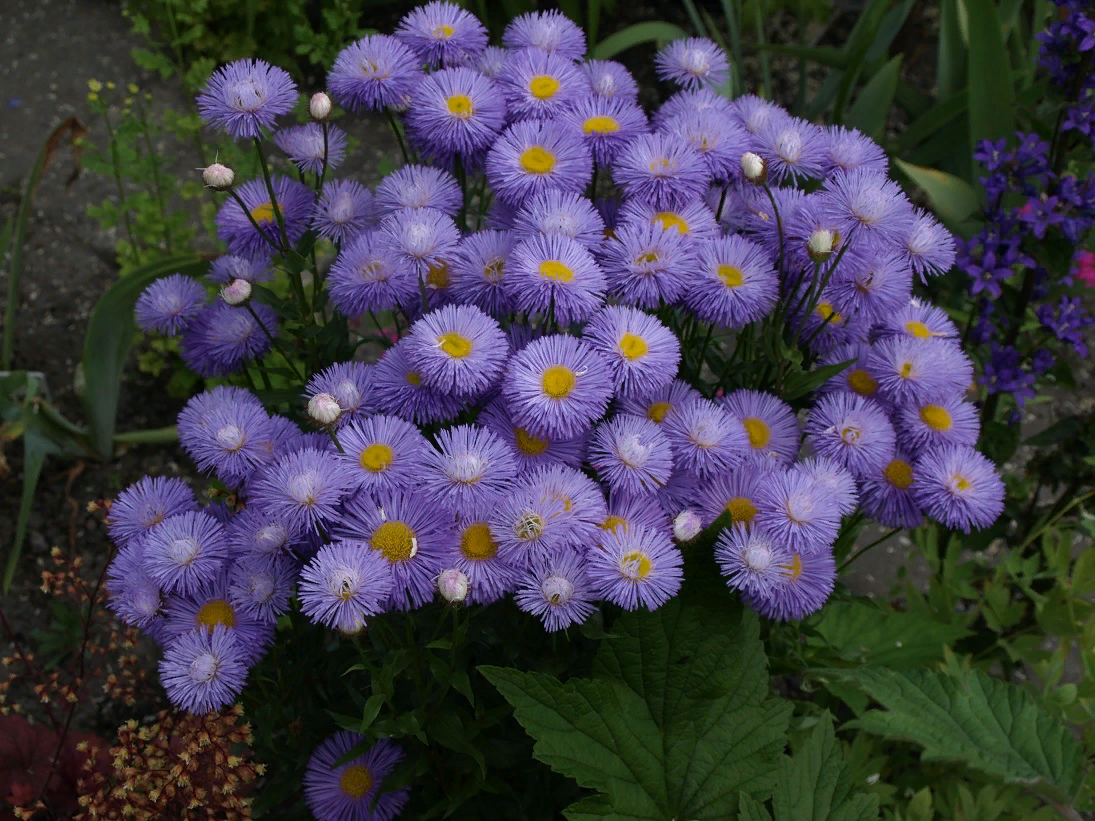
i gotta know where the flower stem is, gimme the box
[253,136,291,251]
[246,303,305,382]
[385,107,411,165]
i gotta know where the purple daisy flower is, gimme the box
[583,305,681,398]
[377,206,461,279]
[372,338,465,425]
[560,95,648,167]
[599,220,697,309]
[881,301,961,344]
[512,189,607,251]
[404,304,508,397]
[618,197,720,241]
[822,125,888,175]
[396,1,488,68]
[913,445,1005,533]
[135,274,206,336]
[589,524,683,610]
[730,93,783,136]
[478,396,586,474]
[106,548,164,630]
[758,115,826,183]
[866,337,973,406]
[306,361,376,429]
[195,59,297,139]
[489,484,570,567]
[328,35,423,112]
[805,392,897,479]
[107,476,196,548]
[420,424,519,517]
[656,87,737,132]
[497,48,589,122]
[754,468,842,555]
[440,518,520,605]
[225,506,301,559]
[685,234,779,329]
[502,334,614,440]
[826,249,912,324]
[720,390,800,467]
[661,110,750,182]
[475,45,509,78]
[896,396,980,453]
[250,447,357,534]
[822,168,916,248]
[583,59,640,101]
[616,378,702,426]
[313,179,374,244]
[601,493,672,537]
[144,510,230,596]
[339,414,430,493]
[159,625,247,714]
[901,208,956,278]
[503,10,586,60]
[716,524,792,600]
[656,37,729,90]
[696,468,773,529]
[589,415,674,497]
[228,554,297,624]
[859,453,924,529]
[817,343,880,400]
[450,229,517,316]
[508,233,606,325]
[215,176,314,258]
[663,397,749,478]
[337,490,452,611]
[514,551,596,631]
[178,398,275,486]
[526,463,608,547]
[790,297,870,357]
[304,734,408,821]
[274,122,347,174]
[180,301,277,378]
[328,230,418,317]
[612,131,710,210]
[486,119,593,207]
[406,68,507,160]
[298,541,392,632]
[744,548,836,622]
[798,455,859,517]
[209,254,273,284]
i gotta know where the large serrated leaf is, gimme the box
[808,600,969,667]
[833,667,1086,803]
[483,599,790,820]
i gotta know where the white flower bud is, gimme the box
[807,229,834,263]
[201,162,235,190]
[741,152,767,184]
[310,91,332,121]
[437,568,469,603]
[673,509,703,542]
[220,278,252,306]
[308,393,342,426]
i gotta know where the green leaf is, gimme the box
[845,55,903,140]
[892,158,980,225]
[483,599,791,820]
[936,0,967,99]
[808,600,969,667]
[783,360,854,402]
[965,0,1016,154]
[739,793,773,821]
[4,419,61,591]
[772,713,879,821]
[82,254,206,458]
[591,22,689,60]
[834,667,1086,803]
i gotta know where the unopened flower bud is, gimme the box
[310,92,332,121]
[741,152,767,184]
[308,393,342,426]
[201,163,235,190]
[807,229,834,263]
[220,278,252,306]
[673,509,702,542]
[437,568,469,603]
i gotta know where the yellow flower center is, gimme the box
[538,259,574,282]
[514,426,549,454]
[782,554,804,582]
[405,371,422,386]
[438,332,473,358]
[460,522,497,560]
[637,251,660,265]
[250,202,276,224]
[339,765,373,799]
[742,417,771,449]
[905,320,932,339]
[426,261,450,289]
[718,265,743,288]
[370,521,416,563]
[618,332,648,360]
[600,515,627,532]
[196,599,235,630]
[884,459,914,489]
[529,75,561,99]
[360,443,394,473]
[646,401,671,423]
[919,404,953,431]
[653,212,689,233]
[953,475,971,491]
[620,550,653,580]
[542,365,576,399]
[899,362,915,379]
[648,158,672,175]
[520,146,556,174]
[484,258,505,283]
[446,94,475,118]
[726,497,757,524]
[847,368,878,396]
[816,302,842,325]
[583,115,620,134]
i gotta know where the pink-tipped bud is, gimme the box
[307,393,342,426]
[807,229,834,263]
[220,278,252,306]
[673,509,702,542]
[741,152,767,184]
[201,163,235,190]
[437,568,469,603]
[309,92,332,121]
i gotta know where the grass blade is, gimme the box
[966,0,1016,154]
[845,54,903,140]
[590,21,689,60]
[4,410,63,592]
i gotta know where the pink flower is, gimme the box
[1074,250,1095,288]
